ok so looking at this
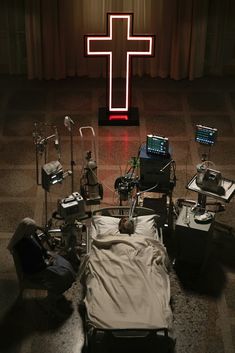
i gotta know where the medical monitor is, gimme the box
[146,135,169,156]
[195,125,217,146]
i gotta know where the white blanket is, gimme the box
[80,234,173,332]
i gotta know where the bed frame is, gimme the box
[81,206,175,353]
[81,324,173,353]
[91,206,157,218]
[90,206,164,246]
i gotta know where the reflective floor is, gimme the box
[0,75,235,353]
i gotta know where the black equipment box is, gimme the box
[139,144,172,192]
[175,206,214,268]
[41,160,63,191]
[58,192,86,219]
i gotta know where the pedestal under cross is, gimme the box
[85,13,155,125]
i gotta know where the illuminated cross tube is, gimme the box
[85,13,155,125]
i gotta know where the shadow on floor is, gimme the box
[173,257,226,298]
[212,223,235,269]
[172,224,235,298]
[0,296,73,352]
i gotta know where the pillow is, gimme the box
[91,215,121,237]
[91,214,157,238]
[133,214,157,238]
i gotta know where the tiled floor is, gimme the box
[0,75,235,353]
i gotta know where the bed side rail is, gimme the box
[92,206,158,218]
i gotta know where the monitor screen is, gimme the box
[146,135,169,156]
[195,125,217,146]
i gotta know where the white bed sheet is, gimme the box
[81,231,173,333]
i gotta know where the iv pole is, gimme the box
[33,123,59,226]
[64,116,75,194]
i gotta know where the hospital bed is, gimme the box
[79,206,175,353]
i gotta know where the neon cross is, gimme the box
[86,13,154,112]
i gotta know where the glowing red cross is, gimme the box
[86,13,154,112]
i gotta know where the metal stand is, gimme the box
[43,140,49,226]
[33,122,60,226]
[188,153,213,214]
[70,128,75,193]
[79,126,103,205]
[64,116,75,193]
[191,193,207,214]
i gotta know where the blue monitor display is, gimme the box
[195,125,217,146]
[146,135,169,156]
